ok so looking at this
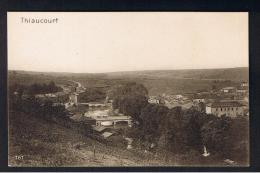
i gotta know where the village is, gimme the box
[148,82,249,118]
[26,79,249,151]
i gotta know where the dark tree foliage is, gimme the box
[117,94,148,123]
[201,115,232,157]
[111,82,149,123]
[10,94,67,120]
[27,81,62,95]
[197,102,206,113]
[78,88,106,102]
[140,104,169,142]
[162,107,189,153]
[109,82,148,100]
[224,117,249,162]
[9,83,25,99]
[185,110,204,150]
[9,92,93,140]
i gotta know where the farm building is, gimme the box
[206,101,244,118]
[221,87,236,93]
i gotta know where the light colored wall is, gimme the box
[210,106,243,117]
[69,94,78,104]
[206,106,212,114]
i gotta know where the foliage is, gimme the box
[78,88,106,102]
[27,81,62,95]
[10,81,62,96]
[201,115,232,157]
[9,76,249,164]
[9,87,66,121]
[140,104,169,142]
[109,82,148,100]
[111,82,149,123]
[110,82,249,163]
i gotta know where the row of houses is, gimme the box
[221,82,248,94]
[150,95,247,118]
[148,82,249,118]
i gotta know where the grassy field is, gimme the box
[9,110,229,167]
[8,111,168,167]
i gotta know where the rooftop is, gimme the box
[93,115,131,121]
[222,87,236,90]
[92,126,108,132]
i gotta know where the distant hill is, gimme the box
[9,67,249,81]
[105,67,249,81]
[8,67,248,95]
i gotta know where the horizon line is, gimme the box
[8,66,249,74]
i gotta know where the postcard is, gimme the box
[7,12,249,167]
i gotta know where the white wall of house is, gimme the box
[193,99,205,103]
[69,94,78,104]
[148,98,159,104]
[206,106,243,118]
[206,106,212,114]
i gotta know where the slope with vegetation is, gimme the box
[110,82,249,166]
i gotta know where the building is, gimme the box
[236,88,247,94]
[94,115,132,127]
[193,98,205,104]
[46,93,57,97]
[241,82,248,87]
[148,96,161,104]
[69,93,78,105]
[175,94,183,99]
[206,101,244,118]
[221,87,236,93]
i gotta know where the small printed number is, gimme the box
[15,155,24,160]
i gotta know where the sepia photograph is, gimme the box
[7,12,249,167]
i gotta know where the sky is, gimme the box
[8,12,248,73]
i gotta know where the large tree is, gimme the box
[111,82,149,123]
[201,115,231,157]
[140,104,169,142]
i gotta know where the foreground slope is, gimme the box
[8,111,166,167]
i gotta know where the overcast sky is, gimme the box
[8,12,248,73]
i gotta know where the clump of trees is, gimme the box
[10,95,66,119]
[9,93,92,137]
[110,82,249,163]
[78,88,106,102]
[109,82,148,123]
[28,81,62,95]
[10,81,62,95]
